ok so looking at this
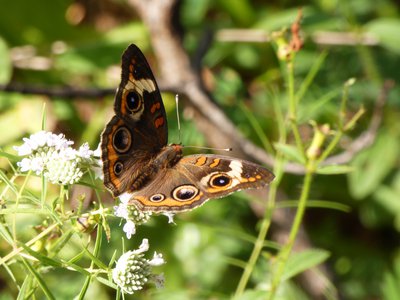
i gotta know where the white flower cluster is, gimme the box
[14,131,100,185]
[112,239,165,294]
[114,193,153,239]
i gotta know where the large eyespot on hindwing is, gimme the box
[150,193,165,202]
[209,173,232,188]
[172,185,199,202]
[112,126,132,154]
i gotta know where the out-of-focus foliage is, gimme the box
[0,0,399,299]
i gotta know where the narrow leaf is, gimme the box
[282,249,330,281]
[317,164,354,174]
[274,143,305,164]
[21,257,55,300]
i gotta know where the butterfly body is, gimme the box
[101,44,274,213]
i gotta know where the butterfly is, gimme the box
[101,44,274,213]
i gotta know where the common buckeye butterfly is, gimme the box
[101,44,274,212]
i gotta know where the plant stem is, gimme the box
[77,221,103,299]
[234,155,285,298]
[268,166,314,299]
[287,60,305,160]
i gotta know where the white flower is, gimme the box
[93,144,101,157]
[114,202,129,219]
[163,212,176,224]
[136,238,149,253]
[119,192,131,204]
[15,143,33,156]
[148,252,165,266]
[114,197,152,238]
[14,131,98,185]
[78,143,94,160]
[14,131,74,156]
[112,239,165,294]
[123,220,136,239]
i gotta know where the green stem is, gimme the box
[316,131,343,165]
[59,185,66,216]
[287,61,296,120]
[268,166,314,299]
[234,155,285,298]
[13,173,31,242]
[77,221,103,299]
[287,60,305,160]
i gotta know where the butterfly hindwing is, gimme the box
[126,155,274,212]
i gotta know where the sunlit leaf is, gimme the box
[282,249,330,281]
[0,37,11,84]
[365,19,400,54]
[348,131,399,199]
[274,143,305,164]
[316,164,353,174]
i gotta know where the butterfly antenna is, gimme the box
[183,145,232,152]
[175,94,182,144]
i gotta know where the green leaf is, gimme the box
[382,256,400,300]
[17,275,34,300]
[274,143,305,164]
[181,0,211,26]
[255,6,314,31]
[96,276,117,290]
[373,172,400,229]
[21,257,55,300]
[0,169,18,195]
[236,289,270,300]
[103,22,147,45]
[83,246,108,270]
[282,248,330,281]
[0,221,13,245]
[374,186,400,213]
[316,164,354,174]
[348,131,399,199]
[0,208,50,215]
[20,243,64,268]
[0,37,11,84]
[217,0,255,27]
[365,19,400,54]
[0,150,20,161]
[277,200,351,212]
[21,242,90,276]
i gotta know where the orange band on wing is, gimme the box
[132,192,204,208]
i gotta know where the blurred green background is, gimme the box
[0,0,400,299]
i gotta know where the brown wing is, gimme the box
[101,44,168,196]
[127,154,275,212]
